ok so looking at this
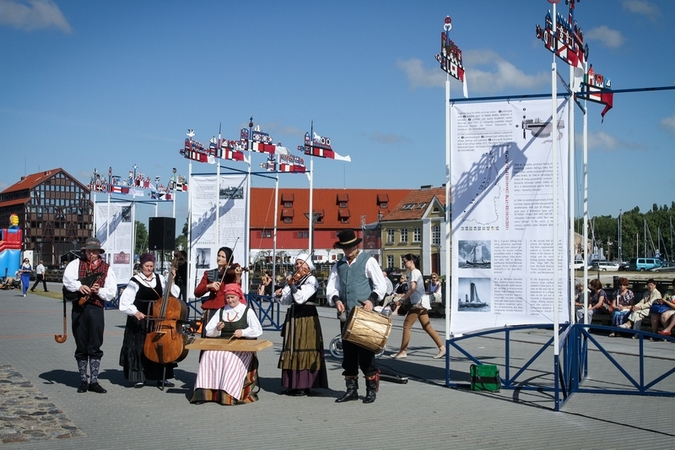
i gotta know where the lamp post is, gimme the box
[618,209,622,262]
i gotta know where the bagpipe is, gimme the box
[56,272,104,344]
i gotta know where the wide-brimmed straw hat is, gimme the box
[333,229,362,249]
[81,237,105,254]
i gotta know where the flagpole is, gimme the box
[444,69,451,340]
[551,0,560,352]
[244,117,254,291]
[107,167,111,264]
[131,196,137,275]
[582,97,589,317]
[187,160,193,303]
[308,121,314,258]
[216,128,222,250]
[569,63,576,322]
[172,168,177,219]
[272,157,279,288]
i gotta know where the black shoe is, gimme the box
[157,380,175,388]
[30,289,34,292]
[335,390,358,403]
[134,382,144,388]
[77,381,89,393]
[289,389,307,397]
[363,390,377,403]
[88,382,107,393]
[44,290,49,292]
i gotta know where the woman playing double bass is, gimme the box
[119,253,181,388]
[194,246,245,335]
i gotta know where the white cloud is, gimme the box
[585,26,624,48]
[581,131,647,152]
[466,50,549,93]
[586,131,619,151]
[622,0,660,20]
[0,0,71,33]
[397,50,548,94]
[660,113,675,135]
[396,58,446,89]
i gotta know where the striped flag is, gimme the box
[110,185,130,194]
[297,132,351,162]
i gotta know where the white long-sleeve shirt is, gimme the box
[204,303,263,339]
[326,252,387,306]
[62,258,117,302]
[118,273,181,316]
[277,275,318,306]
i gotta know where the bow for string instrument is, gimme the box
[56,272,104,344]
[143,257,189,364]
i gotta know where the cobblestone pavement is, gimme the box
[1,287,675,449]
[0,364,84,444]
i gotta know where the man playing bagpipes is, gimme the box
[63,237,117,394]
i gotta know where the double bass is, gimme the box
[143,257,189,364]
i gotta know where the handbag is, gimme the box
[650,302,671,315]
[470,364,501,392]
[410,294,432,310]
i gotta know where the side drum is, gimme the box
[342,307,392,353]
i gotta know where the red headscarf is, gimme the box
[223,283,246,305]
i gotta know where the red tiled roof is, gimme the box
[250,188,412,229]
[1,168,67,193]
[0,197,29,209]
[382,186,447,221]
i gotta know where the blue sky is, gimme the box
[1,0,674,226]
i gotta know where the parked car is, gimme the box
[590,261,620,271]
[652,261,675,272]
[618,261,630,271]
[572,260,585,270]
[628,257,662,272]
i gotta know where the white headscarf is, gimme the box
[295,253,314,271]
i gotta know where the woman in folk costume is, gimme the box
[119,253,181,388]
[190,283,262,405]
[194,246,245,335]
[275,253,329,396]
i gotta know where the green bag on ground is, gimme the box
[470,364,501,392]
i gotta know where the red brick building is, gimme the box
[249,187,412,265]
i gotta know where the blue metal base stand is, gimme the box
[445,323,675,411]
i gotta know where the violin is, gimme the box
[290,265,311,284]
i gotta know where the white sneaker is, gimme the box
[619,323,630,329]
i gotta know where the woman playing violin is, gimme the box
[274,253,329,396]
[119,253,181,388]
[194,246,245,335]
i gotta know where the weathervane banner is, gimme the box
[297,132,351,162]
[435,16,468,98]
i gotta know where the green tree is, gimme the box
[135,221,148,256]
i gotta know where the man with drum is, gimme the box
[327,229,387,404]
